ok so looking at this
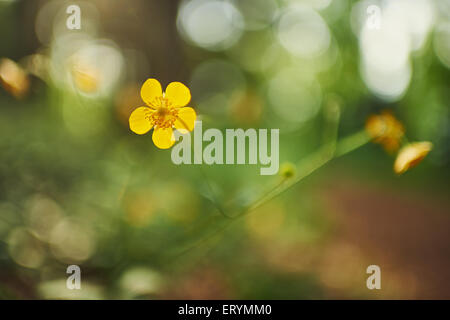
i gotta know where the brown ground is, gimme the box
[324,178,450,299]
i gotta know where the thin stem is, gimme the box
[335,130,371,157]
[322,99,341,157]
[198,165,232,219]
[168,129,371,261]
[240,177,289,215]
[241,149,331,216]
[192,140,232,219]
[240,129,370,217]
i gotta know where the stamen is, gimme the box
[149,107,179,129]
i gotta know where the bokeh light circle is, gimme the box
[177,0,243,51]
[8,228,46,269]
[49,218,96,263]
[229,0,278,30]
[361,61,412,102]
[276,5,331,59]
[49,34,123,97]
[267,67,322,124]
[227,31,283,74]
[434,22,450,69]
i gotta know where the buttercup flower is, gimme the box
[129,79,196,149]
[0,58,30,99]
[365,110,404,152]
[394,141,432,174]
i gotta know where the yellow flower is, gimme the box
[129,79,197,149]
[394,141,432,174]
[0,58,30,99]
[71,62,100,94]
[365,110,404,152]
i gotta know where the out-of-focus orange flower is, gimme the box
[0,58,30,99]
[115,83,142,125]
[365,110,404,152]
[123,189,157,227]
[229,90,262,125]
[129,78,196,149]
[394,141,432,174]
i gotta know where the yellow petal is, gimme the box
[141,78,162,109]
[72,67,100,93]
[0,58,30,99]
[152,127,175,149]
[174,107,196,133]
[394,141,432,174]
[365,110,404,153]
[165,81,191,107]
[129,107,154,135]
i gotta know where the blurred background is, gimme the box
[0,0,449,299]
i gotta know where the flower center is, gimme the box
[150,106,178,129]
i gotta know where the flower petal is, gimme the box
[129,107,154,135]
[365,111,405,153]
[165,82,191,107]
[174,107,196,133]
[394,141,432,174]
[152,127,176,149]
[141,78,162,109]
[0,58,30,99]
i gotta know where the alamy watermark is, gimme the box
[366,265,381,290]
[366,5,382,30]
[171,121,279,175]
[66,265,81,290]
[66,4,81,30]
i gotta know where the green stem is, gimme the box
[240,129,370,217]
[168,129,371,262]
[193,141,231,219]
[198,165,232,218]
[335,130,371,157]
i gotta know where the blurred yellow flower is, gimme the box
[229,90,262,125]
[129,78,196,149]
[71,62,100,94]
[0,58,30,99]
[365,110,404,152]
[123,189,157,227]
[115,83,142,126]
[394,141,432,174]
